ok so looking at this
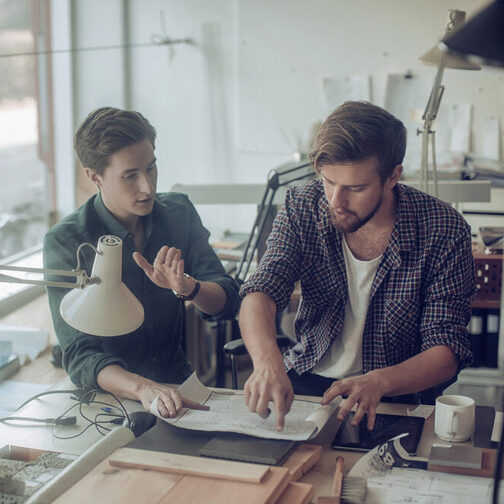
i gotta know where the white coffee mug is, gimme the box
[435,395,475,442]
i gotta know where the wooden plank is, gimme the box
[109,447,269,483]
[7,446,47,462]
[282,444,322,481]
[157,466,291,504]
[53,458,181,504]
[276,481,315,504]
[428,448,501,478]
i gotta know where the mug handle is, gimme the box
[447,410,457,437]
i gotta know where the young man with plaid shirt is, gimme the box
[239,101,476,431]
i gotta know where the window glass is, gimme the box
[0,0,49,261]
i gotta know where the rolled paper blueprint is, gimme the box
[25,426,135,504]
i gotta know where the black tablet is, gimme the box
[331,412,425,455]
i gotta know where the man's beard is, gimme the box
[330,193,383,233]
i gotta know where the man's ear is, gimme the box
[84,168,102,187]
[386,164,403,189]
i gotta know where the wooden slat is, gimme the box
[318,497,340,503]
[282,444,322,481]
[55,443,323,504]
[158,466,291,504]
[428,448,500,478]
[53,458,181,504]
[276,481,315,504]
[109,447,269,483]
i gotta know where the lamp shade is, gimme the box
[419,46,481,70]
[60,235,144,336]
[419,9,481,70]
[440,0,504,68]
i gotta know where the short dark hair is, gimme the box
[74,107,157,175]
[310,101,407,182]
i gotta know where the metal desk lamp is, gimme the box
[235,161,314,284]
[225,161,315,389]
[418,9,481,197]
[480,227,504,253]
[439,0,504,69]
[0,235,144,336]
[438,2,504,503]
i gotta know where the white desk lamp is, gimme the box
[418,9,481,197]
[0,235,144,336]
[0,236,147,504]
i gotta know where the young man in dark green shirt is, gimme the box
[44,107,240,418]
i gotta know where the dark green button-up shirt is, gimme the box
[43,192,240,389]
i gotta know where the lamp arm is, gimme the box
[0,265,99,289]
[422,59,446,123]
[0,240,103,289]
[235,181,276,282]
[418,56,446,195]
[274,161,312,186]
[430,130,439,198]
[235,161,313,284]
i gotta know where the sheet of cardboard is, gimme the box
[198,432,297,465]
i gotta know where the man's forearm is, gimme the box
[239,292,295,430]
[322,345,459,428]
[97,364,149,401]
[372,345,458,397]
[97,364,209,417]
[239,292,285,368]
[191,281,227,315]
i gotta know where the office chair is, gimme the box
[222,161,313,389]
[224,327,293,390]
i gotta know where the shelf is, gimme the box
[472,299,501,309]
[462,367,501,377]
[458,367,504,387]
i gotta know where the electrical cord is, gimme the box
[10,385,131,441]
[0,415,77,425]
[15,388,96,411]
[6,388,96,427]
[50,389,130,441]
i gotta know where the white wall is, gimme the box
[73,0,130,116]
[127,0,237,185]
[57,0,502,232]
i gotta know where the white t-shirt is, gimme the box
[313,237,381,379]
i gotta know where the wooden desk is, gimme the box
[0,378,439,502]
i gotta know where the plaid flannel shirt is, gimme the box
[241,180,475,377]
